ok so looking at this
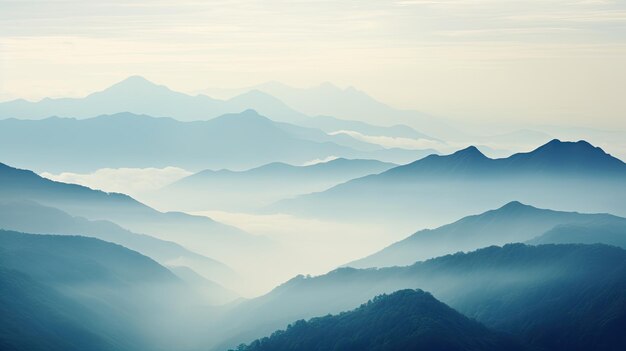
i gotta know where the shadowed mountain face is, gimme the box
[213,244,626,351]
[157,158,397,212]
[0,230,210,351]
[0,111,434,173]
[0,200,238,295]
[0,76,308,124]
[234,289,525,351]
[274,140,626,229]
[349,201,626,268]
[0,161,268,270]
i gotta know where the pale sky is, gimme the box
[1,0,625,129]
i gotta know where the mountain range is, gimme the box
[348,201,626,268]
[0,76,307,124]
[0,200,238,296]
[0,110,435,173]
[156,158,396,212]
[273,139,626,229]
[212,243,626,351]
[0,161,269,284]
[199,81,461,139]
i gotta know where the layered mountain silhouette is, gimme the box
[0,200,238,295]
[0,230,208,351]
[0,76,308,124]
[0,161,268,271]
[349,201,626,268]
[274,140,626,228]
[232,289,524,351]
[205,81,460,139]
[157,158,396,212]
[213,243,626,351]
[0,111,435,173]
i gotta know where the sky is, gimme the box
[1,0,625,129]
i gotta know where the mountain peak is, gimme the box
[497,201,535,212]
[99,76,172,95]
[451,145,487,159]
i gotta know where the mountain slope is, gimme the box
[0,230,206,351]
[274,140,626,229]
[349,201,626,268]
[0,111,432,173]
[213,244,626,351]
[233,289,524,351]
[158,158,397,211]
[0,200,238,292]
[0,268,111,351]
[0,161,268,269]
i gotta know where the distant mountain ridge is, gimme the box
[0,76,308,124]
[348,201,626,268]
[156,158,397,212]
[0,111,435,173]
[273,139,626,228]
[384,139,625,178]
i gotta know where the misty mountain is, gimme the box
[274,140,626,229]
[295,114,440,147]
[0,111,434,173]
[214,243,626,351]
[170,266,239,305]
[0,161,269,270]
[0,230,208,351]
[157,158,397,212]
[0,76,308,124]
[233,289,524,351]
[0,200,238,293]
[349,201,626,268]
[527,221,626,249]
[223,81,461,139]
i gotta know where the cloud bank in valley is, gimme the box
[41,167,192,197]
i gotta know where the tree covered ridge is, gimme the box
[232,289,524,351]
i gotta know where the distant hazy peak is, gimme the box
[450,145,488,159]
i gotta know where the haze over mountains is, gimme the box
[0,230,209,351]
[0,110,434,173]
[233,289,525,351]
[2,73,626,351]
[349,201,626,268]
[0,200,238,297]
[156,158,396,212]
[0,161,276,294]
[213,244,626,351]
[275,139,626,230]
